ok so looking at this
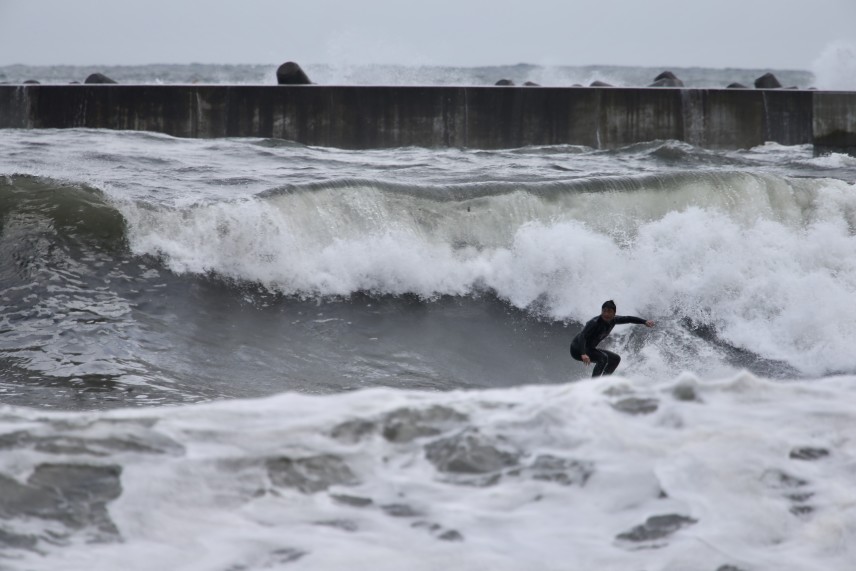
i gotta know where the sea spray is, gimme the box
[811,40,856,90]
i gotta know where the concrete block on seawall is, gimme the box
[85,73,118,84]
[276,62,312,85]
[754,72,782,89]
[649,71,684,87]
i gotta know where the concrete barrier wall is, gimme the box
[813,92,856,155]
[1,84,853,153]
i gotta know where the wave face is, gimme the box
[118,171,856,378]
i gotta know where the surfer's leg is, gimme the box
[602,350,621,375]
[588,349,610,377]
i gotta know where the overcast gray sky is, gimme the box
[1,0,854,70]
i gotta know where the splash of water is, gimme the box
[811,40,856,90]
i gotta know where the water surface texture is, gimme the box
[0,63,855,571]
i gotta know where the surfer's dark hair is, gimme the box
[602,300,617,310]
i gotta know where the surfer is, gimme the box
[570,300,655,377]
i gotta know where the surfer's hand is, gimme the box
[645,320,655,328]
[581,354,591,365]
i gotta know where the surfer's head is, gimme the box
[601,300,616,321]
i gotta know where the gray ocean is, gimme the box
[0,63,855,571]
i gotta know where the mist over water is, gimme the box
[1,62,856,569]
[0,61,817,88]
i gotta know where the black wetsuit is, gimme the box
[570,315,647,377]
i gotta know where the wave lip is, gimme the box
[121,170,832,293]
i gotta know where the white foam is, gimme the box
[804,152,856,169]
[4,374,856,570]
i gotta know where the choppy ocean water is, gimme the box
[1,63,855,570]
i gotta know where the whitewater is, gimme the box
[1,62,856,570]
[2,374,855,571]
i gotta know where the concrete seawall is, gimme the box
[1,85,854,153]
